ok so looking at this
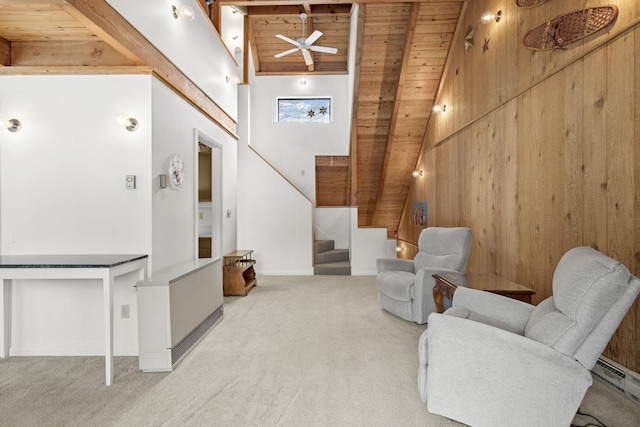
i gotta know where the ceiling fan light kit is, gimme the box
[274,13,337,66]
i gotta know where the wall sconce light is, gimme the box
[481,10,502,24]
[412,170,423,178]
[116,116,139,132]
[172,5,195,21]
[300,78,307,86]
[432,104,446,113]
[396,246,404,252]
[1,118,21,133]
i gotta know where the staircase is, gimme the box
[314,240,351,275]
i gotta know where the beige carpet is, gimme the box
[1,275,639,426]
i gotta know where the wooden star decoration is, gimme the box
[464,26,476,54]
[307,109,315,118]
[319,106,328,115]
[482,37,490,53]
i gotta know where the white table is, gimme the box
[0,254,148,386]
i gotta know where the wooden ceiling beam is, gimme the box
[371,2,419,227]
[246,4,351,16]
[0,36,9,66]
[219,0,461,5]
[0,65,152,75]
[11,41,135,67]
[247,16,261,75]
[349,5,364,207]
[248,5,304,15]
[306,13,315,71]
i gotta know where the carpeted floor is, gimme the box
[1,275,639,426]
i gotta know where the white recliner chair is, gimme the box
[376,227,472,324]
[418,246,640,427]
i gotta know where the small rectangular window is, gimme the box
[277,98,331,123]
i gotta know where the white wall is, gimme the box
[107,0,239,120]
[0,75,152,355]
[249,74,351,203]
[350,209,389,275]
[314,208,350,249]
[237,86,313,275]
[151,78,237,272]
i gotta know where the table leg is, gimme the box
[1,279,11,358]
[432,285,445,314]
[103,272,113,386]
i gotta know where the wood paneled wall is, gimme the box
[398,0,640,371]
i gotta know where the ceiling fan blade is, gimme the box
[309,45,338,54]
[274,47,300,58]
[305,30,323,46]
[301,49,313,66]
[275,34,300,47]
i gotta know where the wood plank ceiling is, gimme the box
[246,3,352,74]
[354,1,463,236]
[0,0,465,239]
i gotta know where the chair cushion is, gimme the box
[376,271,415,301]
[525,247,631,357]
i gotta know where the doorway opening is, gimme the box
[195,132,222,260]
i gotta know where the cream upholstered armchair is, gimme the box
[376,227,472,324]
[418,247,640,427]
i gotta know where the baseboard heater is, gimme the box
[137,259,224,372]
[172,305,223,366]
[592,356,640,404]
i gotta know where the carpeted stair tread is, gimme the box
[314,239,351,275]
[315,248,349,264]
[314,261,351,275]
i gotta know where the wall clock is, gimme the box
[168,154,185,190]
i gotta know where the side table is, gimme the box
[223,250,257,296]
[433,272,535,314]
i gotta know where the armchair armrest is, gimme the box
[423,313,592,427]
[376,258,414,274]
[451,286,535,335]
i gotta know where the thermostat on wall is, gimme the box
[125,175,136,189]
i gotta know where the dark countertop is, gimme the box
[0,254,148,269]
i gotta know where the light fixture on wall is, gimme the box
[432,104,446,113]
[1,118,21,133]
[300,78,307,86]
[172,4,195,21]
[412,170,423,178]
[116,116,139,132]
[396,246,404,252]
[481,10,502,24]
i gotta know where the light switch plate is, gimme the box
[126,175,136,189]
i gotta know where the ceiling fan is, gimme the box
[274,13,338,66]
